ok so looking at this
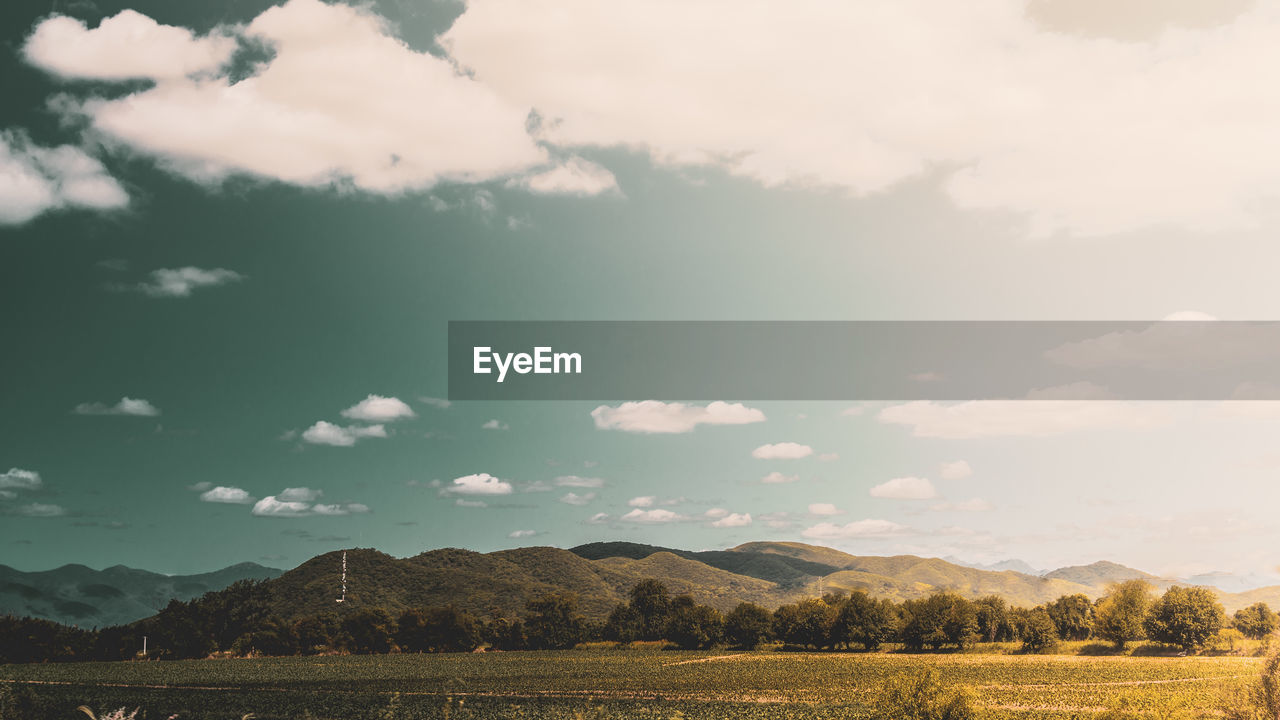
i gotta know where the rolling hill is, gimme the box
[0,561,282,627]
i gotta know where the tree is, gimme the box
[1046,594,1094,641]
[724,602,773,649]
[293,613,339,655]
[667,602,723,649]
[628,580,672,641]
[1144,586,1225,652]
[773,598,837,649]
[1094,580,1153,650]
[342,607,398,654]
[901,593,978,651]
[1234,603,1279,640]
[973,595,1016,643]
[524,594,587,650]
[1020,608,1058,653]
[832,591,898,650]
[603,602,642,644]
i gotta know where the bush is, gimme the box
[1222,646,1280,720]
[872,668,979,720]
[1020,608,1058,653]
[724,602,773,649]
[1144,586,1225,652]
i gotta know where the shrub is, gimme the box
[1222,646,1280,720]
[871,669,979,720]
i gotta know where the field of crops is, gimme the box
[0,649,1263,720]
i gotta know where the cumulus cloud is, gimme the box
[444,473,514,495]
[0,129,128,225]
[939,460,973,480]
[278,487,322,502]
[877,400,1175,439]
[621,508,683,523]
[301,421,387,446]
[0,468,41,491]
[555,475,604,488]
[802,518,909,539]
[870,476,938,500]
[481,419,509,430]
[711,512,752,528]
[312,502,369,515]
[559,491,596,506]
[761,471,799,484]
[251,492,366,517]
[751,442,812,460]
[704,508,730,519]
[509,529,537,538]
[587,512,611,524]
[251,496,313,517]
[33,1,547,194]
[341,395,416,422]
[136,267,243,298]
[199,486,254,504]
[74,397,160,416]
[808,502,843,516]
[517,156,619,196]
[591,401,765,433]
[627,496,655,507]
[443,0,1280,237]
[23,10,236,80]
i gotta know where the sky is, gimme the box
[5,0,1280,581]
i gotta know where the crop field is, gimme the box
[0,649,1263,720]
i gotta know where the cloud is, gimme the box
[136,267,243,298]
[278,487,322,502]
[509,529,537,538]
[419,397,452,409]
[252,496,313,517]
[312,502,369,515]
[18,503,66,518]
[711,512,752,528]
[517,156,619,196]
[554,475,604,488]
[587,512,611,524]
[870,476,938,500]
[456,498,487,508]
[931,498,993,512]
[74,397,160,416]
[23,10,236,81]
[877,400,1174,438]
[36,1,547,194]
[341,395,416,422]
[621,508,683,523]
[751,442,813,460]
[808,503,843,516]
[481,419,509,430]
[628,496,655,507]
[704,508,729,518]
[0,129,128,225]
[761,471,799,484]
[559,491,596,506]
[802,518,909,539]
[199,486,254,504]
[591,401,765,433]
[444,473,514,495]
[1044,321,1280,372]
[444,0,1280,237]
[300,421,387,446]
[939,460,973,480]
[840,406,866,417]
[251,493,366,517]
[0,468,41,491]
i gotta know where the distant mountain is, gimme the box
[571,541,841,586]
[1042,561,1157,588]
[945,557,1044,576]
[1184,571,1280,594]
[0,562,282,627]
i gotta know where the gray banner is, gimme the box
[447,321,1280,400]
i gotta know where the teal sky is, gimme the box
[5,0,1280,581]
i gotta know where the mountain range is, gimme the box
[7,542,1280,628]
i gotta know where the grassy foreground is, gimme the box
[0,649,1263,719]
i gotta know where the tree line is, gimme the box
[1,577,1274,663]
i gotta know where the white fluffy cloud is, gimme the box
[137,267,243,298]
[877,400,1174,439]
[0,468,42,491]
[627,496,655,507]
[0,129,128,225]
[802,518,909,539]
[710,512,752,528]
[251,492,367,517]
[341,395,416,422]
[251,496,313,517]
[761,471,799,484]
[939,460,973,480]
[278,487,322,502]
[517,156,619,196]
[481,419,509,430]
[74,397,160,416]
[751,442,812,460]
[808,503,843,516]
[591,401,765,433]
[559,491,596,506]
[301,421,387,447]
[443,0,1280,237]
[509,529,537,538]
[199,486,254,504]
[870,476,938,500]
[621,508,683,523]
[445,473,514,496]
[32,2,548,195]
[23,10,236,80]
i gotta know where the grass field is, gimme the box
[0,649,1264,719]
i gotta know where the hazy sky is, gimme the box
[5,0,1280,580]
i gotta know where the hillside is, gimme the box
[1043,561,1158,588]
[571,541,840,585]
[0,561,281,627]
